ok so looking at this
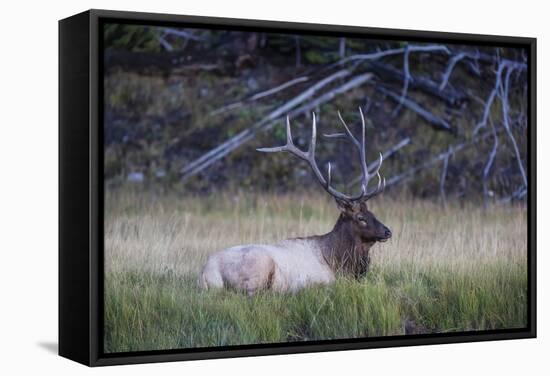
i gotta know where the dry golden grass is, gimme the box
[105,189,526,276]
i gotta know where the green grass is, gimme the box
[104,189,527,353]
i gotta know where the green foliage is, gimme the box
[304,50,332,64]
[104,24,162,52]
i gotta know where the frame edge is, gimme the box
[59,10,93,367]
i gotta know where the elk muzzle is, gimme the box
[378,226,392,242]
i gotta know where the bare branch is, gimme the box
[385,130,502,189]
[440,149,450,207]
[180,72,372,180]
[369,61,466,106]
[251,77,310,101]
[473,57,528,135]
[473,61,505,135]
[208,102,242,117]
[289,74,373,115]
[323,132,347,140]
[499,65,528,188]
[392,44,411,116]
[439,52,467,91]
[160,28,205,41]
[461,50,527,69]
[377,86,454,133]
[158,35,174,51]
[338,44,450,66]
[482,116,499,208]
[339,38,346,58]
[209,76,309,117]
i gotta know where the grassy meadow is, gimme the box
[104,188,527,353]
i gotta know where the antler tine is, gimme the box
[337,107,372,197]
[257,111,386,203]
[358,106,370,194]
[309,112,317,157]
[369,152,384,177]
[335,108,385,201]
[361,173,386,202]
[303,113,351,200]
[337,110,361,149]
[285,115,293,145]
[257,114,356,202]
[257,115,306,159]
[374,172,383,192]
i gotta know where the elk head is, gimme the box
[334,199,392,243]
[257,108,391,244]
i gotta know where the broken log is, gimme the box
[377,86,454,133]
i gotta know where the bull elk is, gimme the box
[199,108,391,294]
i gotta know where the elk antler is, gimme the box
[326,107,385,201]
[257,109,385,203]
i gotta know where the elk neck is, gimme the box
[313,213,374,278]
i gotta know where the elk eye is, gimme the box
[357,217,368,226]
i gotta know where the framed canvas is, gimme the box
[59,9,536,366]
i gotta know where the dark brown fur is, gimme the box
[306,201,391,278]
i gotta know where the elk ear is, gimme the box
[334,198,354,214]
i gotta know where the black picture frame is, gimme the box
[59,8,537,367]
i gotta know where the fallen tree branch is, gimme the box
[368,61,466,107]
[160,28,205,41]
[180,71,372,180]
[291,74,373,116]
[209,76,310,117]
[385,129,502,189]
[377,86,454,133]
[338,44,450,66]
[158,35,174,51]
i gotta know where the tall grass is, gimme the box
[104,188,527,353]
